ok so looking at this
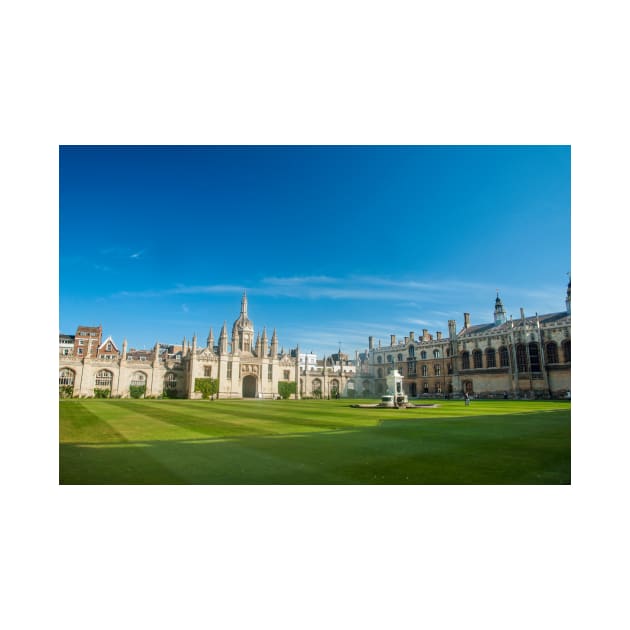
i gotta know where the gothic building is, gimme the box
[359,280,571,399]
[59,293,299,399]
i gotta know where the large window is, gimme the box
[528,343,541,372]
[203,365,212,377]
[433,349,440,359]
[408,361,416,375]
[516,344,528,372]
[434,364,441,377]
[562,340,571,363]
[546,341,559,364]
[473,350,483,368]
[422,365,428,377]
[95,370,113,388]
[131,371,147,387]
[499,346,509,367]
[408,345,415,357]
[164,373,177,389]
[59,368,75,386]
[420,350,427,360]
[461,351,470,369]
[376,355,383,364]
[486,348,496,368]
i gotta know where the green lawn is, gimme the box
[59,398,571,484]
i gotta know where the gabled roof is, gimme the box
[98,335,120,352]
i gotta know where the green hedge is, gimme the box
[195,378,218,399]
[278,381,297,400]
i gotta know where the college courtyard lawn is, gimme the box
[59,398,571,485]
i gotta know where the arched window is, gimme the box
[376,355,383,364]
[562,340,571,363]
[95,370,113,388]
[131,371,147,387]
[397,353,403,362]
[434,364,441,376]
[164,373,177,389]
[408,345,415,357]
[433,349,440,359]
[59,368,75,386]
[330,379,340,395]
[421,350,427,360]
[486,348,496,368]
[499,346,509,367]
[422,365,428,377]
[312,378,322,396]
[473,349,483,368]
[516,344,528,372]
[462,351,470,369]
[386,354,393,363]
[528,343,541,372]
[546,341,559,364]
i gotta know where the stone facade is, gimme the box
[59,294,299,399]
[360,284,571,399]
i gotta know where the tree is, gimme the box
[278,381,297,400]
[194,378,219,400]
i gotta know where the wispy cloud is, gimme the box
[130,250,144,259]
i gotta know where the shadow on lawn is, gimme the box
[60,412,571,486]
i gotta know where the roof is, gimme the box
[458,311,570,337]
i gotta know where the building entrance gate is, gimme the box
[242,375,257,398]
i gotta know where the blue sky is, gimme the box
[59,146,570,356]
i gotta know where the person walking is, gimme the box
[464,392,470,406]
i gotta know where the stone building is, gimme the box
[59,293,299,399]
[361,281,571,399]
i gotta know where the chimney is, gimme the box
[520,307,525,321]
[437,331,442,340]
[404,336,409,345]
[409,331,415,341]
[390,334,396,346]
[464,313,471,329]
[368,336,374,350]
[448,320,457,338]
[422,329,429,341]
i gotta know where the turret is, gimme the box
[122,338,128,359]
[191,333,197,352]
[261,327,269,357]
[207,327,214,349]
[494,291,507,325]
[219,321,228,354]
[270,328,278,357]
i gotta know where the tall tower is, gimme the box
[494,291,507,325]
[232,291,254,352]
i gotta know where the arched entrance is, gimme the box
[242,374,257,398]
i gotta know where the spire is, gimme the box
[219,321,228,354]
[207,327,214,349]
[261,327,269,358]
[270,327,278,357]
[240,290,248,316]
[192,333,197,351]
[494,290,507,325]
[565,273,571,314]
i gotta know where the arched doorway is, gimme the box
[242,374,257,398]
